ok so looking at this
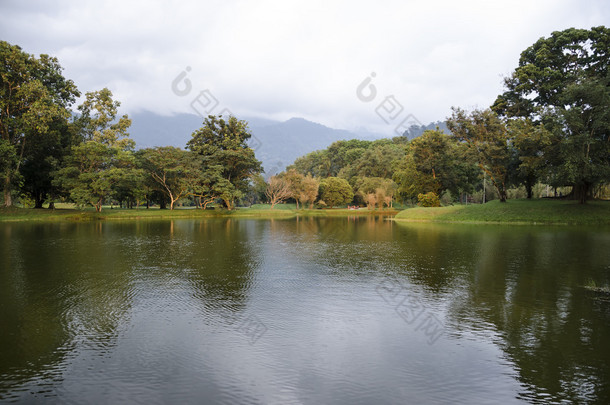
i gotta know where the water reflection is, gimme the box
[0,219,608,403]
[395,223,610,402]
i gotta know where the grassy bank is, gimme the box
[0,204,397,222]
[394,199,610,225]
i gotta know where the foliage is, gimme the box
[53,141,134,212]
[354,177,397,208]
[393,154,440,201]
[187,115,262,210]
[448,108,511,202]
[299,174,320,209]
[283,169,305,208]
[493,26,610,203]
[139,147,199,210]
[53,89,134,212]
[507,119,551,199]
[417,192,441,207]
[0,40,79,206]
[318,177,354,208]
[265,176,292,208]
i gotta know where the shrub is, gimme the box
[417,192,441,207]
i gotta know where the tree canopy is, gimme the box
[493,26,610,203]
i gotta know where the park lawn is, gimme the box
[394,199,610,225]
[0,204,397,222]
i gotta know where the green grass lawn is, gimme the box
[394,199,610,225]
[0,204,397,222]
[4,199,605,224]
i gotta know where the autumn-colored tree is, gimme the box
[299,174,319,209]
[265,176,292,208]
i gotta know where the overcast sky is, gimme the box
[1,0,608,135]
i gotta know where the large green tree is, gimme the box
[493,26,610,203]
[139,147,199,210]
[20,117,80,208]
[507,119,551,199]
[319,177,354,208]
[54,89,134,211]
[447,108,512,202]
[408,129,478,198]
[187,115,262,210]
[0,41,79,206]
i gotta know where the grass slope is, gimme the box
[394,199,610,225]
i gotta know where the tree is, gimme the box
[409,129,478,197]
[352,142,405,179]
[53,89,134,212]
[190,164,229,209]
[76,88,133,149]
[187,115,262,210]
[0,41,79,206]
[290,149,333,178]
[283,169,305,208]
[53,142,133,211]
[265,176,292,208]
[139,147,198,210]
[299,173,319,209]
[447,108,511,202]
[393,154,440,201]
[492,27,610,203]
[319,177,353,208]
[20,118,80,208]
[354,177,397,208]
[508,119,551,199]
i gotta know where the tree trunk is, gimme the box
[573,183,589,204]
[497,185,507,202]
[159,199,167,209]
[48,202,55,210]
[34,193,44,209]
[3,173,12,207]
[525,183,533,199]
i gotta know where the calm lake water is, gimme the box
[1,217,609,404]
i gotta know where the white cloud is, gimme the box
[1,0,608,134]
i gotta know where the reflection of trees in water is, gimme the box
[180,219,263,308]
[395,223,610,403]
[0,222,136,396]
[285,215,399,274]
[0,219,265,397]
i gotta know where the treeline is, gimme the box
[2,26,609,210]
[283,27,610,206]
[0,40,264,211]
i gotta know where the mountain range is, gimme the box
[127,111,448,175]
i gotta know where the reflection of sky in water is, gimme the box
[0,219,609,403]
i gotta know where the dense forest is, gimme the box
[1,27,609,211]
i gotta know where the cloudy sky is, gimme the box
[1,0,608,135]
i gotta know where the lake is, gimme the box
[1,217,609,404]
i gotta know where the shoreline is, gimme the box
[0,206,399,223]
[2,199,609,225]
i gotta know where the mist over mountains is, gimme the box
[127,111,448,174]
